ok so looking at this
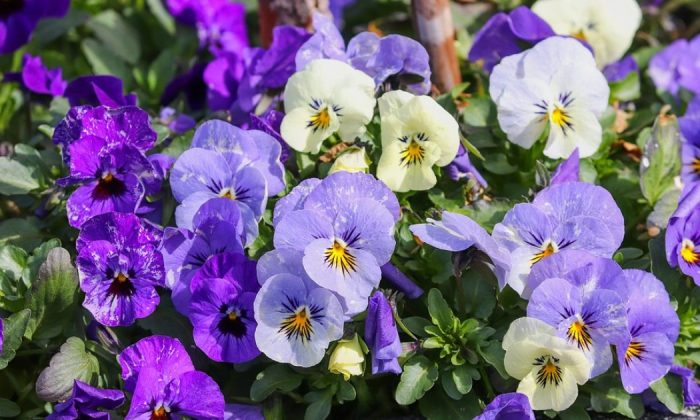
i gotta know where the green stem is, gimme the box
[478,366,495,400]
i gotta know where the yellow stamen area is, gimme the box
[530,242,557,266]
[309,107,332,132]
[151,406,168,420]
[228,311,238,321]
[566,320,593,350]
[219,188,236,200]
[279,307,313,342]
[692,158,700,174]
[102,172,114,182]
[115,272,128,283]
[624,341,645,365]
[681,239,700,265]
[400,141,425,167]
[551,106,572,128]
[572,30,587,41]
[324,240,357,274]
[534,356,563,388]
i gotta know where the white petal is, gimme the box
[376,140,441,192]
[503,318,557,350]
[550,66,609,117]
[544,107,602,159]
[280,107,340,153]
[378,90,414,116]
[490,77,551,150]
[518,368,579,412]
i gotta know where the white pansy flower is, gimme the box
[281,59,376,154]
[376,90,460,192]
[329,146,371,174]
[503,317,592,412]
[532,0,641,68]
[490,37,609,159]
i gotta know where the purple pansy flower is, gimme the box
[225,403,264,420]
[474,392,535,420]
[410,211,510,289]
[612,270,680,394]
[254,248,345,367]
[164,0,198,25]
[468,6,555,73]
[204,51,245,111]
[649,35,700,97]
[52,105,156,165]
[249,109,290,162]
[4,54,66,96]
[365,291,401,375]
[0,0,69,54]
[444,143,488,186]
[550,148,580,185]
[296,12,431,95]
[160,198,245,315]
[119,336,225,419]
[526,254,628,377]
[671,365,700,407]
[60,139,154,228]
[230,25,310,121]
[189,252,261,363]
[195,0,248,56]
[64,75,137,107]
[75,213,164,327]
[679,97,700,185]
[48,380,124,420]
[666,185,700,285]
[158,107,196,135]
[161,61,207,111]
[272,172,398,315]
[603,55,639,83]
[380,263,424,299]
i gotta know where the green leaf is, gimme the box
[146,0,176,34]
[250,364,303,402]
[477,341,508,379]
[0,218,42,251]
[395,355,439,405]
[0,156,40,195]
[451,365,473,394]
[81,38,132,86]
[304,389,333,420]
[418,387,481,419]
[462,97,496,127]
[0,245,28,284]
[36,337,99,402]
[32,9,91,45]
[649,234,682,294]
[456,263,497,319]
[427,288,454,332]
[402,316,432,338]
[639,114,681,205]
[0,398,21,417]
[148,49,177,96]
[590,386,644,418]
[650,374,684,414]
[0,309,31,369]
[336,381,356,403]
[86,10,141,64]
[440,371,462,400]
[609,70,640,102]
[25,248,79,341]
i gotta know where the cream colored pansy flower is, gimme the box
[376,90,459,192]
[503,317,592,412]
[532,0,641,68]
[281,59,376,154]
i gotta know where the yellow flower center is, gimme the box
[228,311,238,321]
[115,272,128,283]
[681,239,699,265]
[530,241,558,266]
[151,406,168,420]
[551,106,573,131]
[692,158,700,174]
[219,188,236,200]
[400,141,425,167]
[572,30,587,42]
[309,107,332,132]
[566,320,593,350]
[279,307,314,342]
[102,172,114,182]
[534,355,563,388]
[324,240,357,274]
[624,341,645,365]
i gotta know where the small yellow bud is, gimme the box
[328,334,365,380]
[329,147,370,174]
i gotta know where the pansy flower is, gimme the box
[666,184,700,285]
[492,182,623,294]
[158,107,196,135]
[364,291,401,375]
[118,336,224,419]
[503,317,591,412]
[160,198,245,315]
[64,75,137,108]
[550,149,580,185]
[75,213,164,327]
[0,0,69,54]
[679,97,700,185]
[490,37,610,159]
[376,90,460,192]
[281,59,376,153]
[531,0,642,68]
[444,143,488,187]
[527,256,628,377]
[189,252,261,363]
[48,380,124,420]
[474,392,535,420]
[611,270,679,394]
[649,35,700,97]
[468,6,554,72]
[254,249,345,367]
[272,171,398,314]
[4,54,66,96]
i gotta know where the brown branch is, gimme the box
[411,0,462,93]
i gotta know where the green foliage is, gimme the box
[35,337,99,402]
[395,355,438,405]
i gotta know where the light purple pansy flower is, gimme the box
[254,248,345,367]
[75,213,164,327]
[550,148,580,185]
[679,97,700,185]
[158,107,196,135]
[249,109,290,163]
[272,172,398,315]
[225,403,264,420]
[0,0,70,54]
[189,252,261,363]
[526,254,628,377]
[666,183,700,285]
[671,365,700,407]
[603,55,639,83]
[474,392,535,420]
[649,35,700,97]
[64,75,137,108]
[410,211,510,289]
[296,12,431,95]
[47,380,125,420]
[160,198,245,315]
[118,336,225,420]
[365,291,402,375]
[468,6,555,73]
[204,51,245,111]
[444,144,488,187]
[4,54,66,96]
[195,0,248,57]
[612,270,679,394]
